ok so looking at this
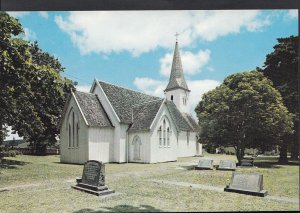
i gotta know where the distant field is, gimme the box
[0,154,299,212]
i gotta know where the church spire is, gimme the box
[164,39,190,92]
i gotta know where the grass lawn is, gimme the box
[0,154,299,212]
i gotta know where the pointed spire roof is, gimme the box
[164,40,190,92]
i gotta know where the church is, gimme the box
[59,40,202,164]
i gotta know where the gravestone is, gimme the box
[195,159,213,170]
[240,157,254,167]
[72,160,115,196]
[217,160,236,171]
[224,172,267,197]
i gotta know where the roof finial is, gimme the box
[175,32,179,42]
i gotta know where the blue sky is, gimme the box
[5,10,298,139]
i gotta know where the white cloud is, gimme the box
[133,77,220,117]
[38,11,48,19]
[160,49,211,77]
[133,77,166,98]
[288,10,298,19]
[7,12,30,18]
[55,10,269,56]
[23,27,37,41]
[187,80,220,115]
[75,85,91,93]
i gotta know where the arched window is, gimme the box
[171,95,173,101]
[187,131,190,146]
[163,120,166,147]
[132,135,142,160]
[158,126,162,147]
[67,108,79,148]
[167,127,170,147]
[158,116,171,148]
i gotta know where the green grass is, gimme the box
[0,154,299,212]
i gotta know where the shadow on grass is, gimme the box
[73,205,162,212]
[0,159,30,169]
[254,159,299,168]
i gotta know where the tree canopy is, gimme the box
[0,12,74,154]
[195,71,294,163]
[259,35,298,161]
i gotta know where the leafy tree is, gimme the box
[259,36,298,162]
[195,71,294,164]
[0,12,74,155]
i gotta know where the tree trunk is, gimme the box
[278,143,288,163]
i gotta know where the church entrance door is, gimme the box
[132,135,142,161]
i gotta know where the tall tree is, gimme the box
[195,71,294,164]
[0,12,74,155]
[259,36,298,161]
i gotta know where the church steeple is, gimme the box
[164,38,190,114]
[164,39,190,92]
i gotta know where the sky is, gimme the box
[5,10,298,140]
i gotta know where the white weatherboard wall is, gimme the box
[177,131,197,157]
[165,89,190,114]
[88,127,114,163]
[60,97,89,164]
[92,81,128,163]
[150,104,178,163]
[128,132,151,163]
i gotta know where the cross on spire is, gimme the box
[175,32,179,42]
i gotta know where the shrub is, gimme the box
[8,150,16,157]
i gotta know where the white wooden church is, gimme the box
[59,40,202,164]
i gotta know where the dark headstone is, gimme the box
[217,160,236,171]
[72,160,115,196]
[224,172,268,197]
[240,158,254,167]
[195,159,213,170]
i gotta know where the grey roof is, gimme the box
[165,100,193,131]
[74,91,113,127]
[164,41,190,92]
[98,81,162,124]
[182,113,200,132]
[129,99,163,131]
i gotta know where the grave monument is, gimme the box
[217,160,236,171]
[72,160,115,196]
[224,172,268,197]
[195,159,213,170]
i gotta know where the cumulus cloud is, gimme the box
[133,77,220,117]
[23,27,37,41]
[133,77,167,98]
[38,11,48,19]
[7,12,30,18]
[287,10,298,19]
[160,49,211,77]
[75,85,91,93]
[55,10,269,56]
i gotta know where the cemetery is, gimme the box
[0,153,298,212]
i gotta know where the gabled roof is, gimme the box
[73,91,113,127]
[129,99,163,131]
[164,41,190,92]
[165,100,192,131]
[98,80,162,124]
[182,113,200,132]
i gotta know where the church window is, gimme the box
[187,131,190,146]
[163,120,166,147]
[69,124,72,147]
[171,95,173,101]
[67,108,79,148]
[158,126,162,147]
[167,127,170,147]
